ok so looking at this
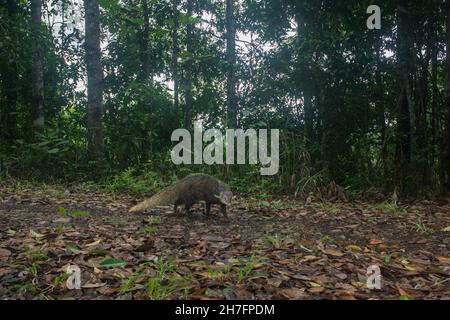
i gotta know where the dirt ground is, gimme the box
[0,184,449,300]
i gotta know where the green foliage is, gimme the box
[99,258,126,269]
[376,201,406,215]
[58,206,91,219]
[236,254,265,283]
[147,258,185,300]
[411,215,434,235]
[120,265,146,294]
[141,216,161,235]
[295,170,330,197]
[103,168,167,196]
[5,126,84,179]
[318,202,339,214]
[262,232,283,249]
[229,169,280,197]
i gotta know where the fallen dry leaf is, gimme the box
[436,256,450,264]
[321,248,344,257]
[0,248,12,261]
[281,288,307,299]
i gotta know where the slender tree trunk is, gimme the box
[140,0,150,82]
[374,36,388,186]
[431,22,439,167]
[31,0,44,128]
[395,1,413,192]
[183,0,194,129]
[295,12,314,147]
[442,0,450,192]
[84,0,104,159]
[416,47,431,186]
[139,0,153,158]
[0,0,18,143]
[303,91,313,143]
[226,0,237,128]
[172,0,180,123]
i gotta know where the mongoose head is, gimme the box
[215,190,233,206]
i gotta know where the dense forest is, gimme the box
[0,0,449,302]
[1,0,449,197]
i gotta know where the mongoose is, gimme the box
[129,173,232,217]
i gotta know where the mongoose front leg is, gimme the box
[220,204,228,218]
[205,202,211,216]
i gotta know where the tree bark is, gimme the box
[84,0,104,159]
[172,0,180,123]
[226,0,237,128]
[183,0,194,129]
[395,1,413,192]
[294,12,314,146]
[140,0,150,82]
[374,35,388,185]
[31,0,45,128]
[442,0,450,192]
[431,20,439,166]
[416,46,431,185]
[0,0,18,143]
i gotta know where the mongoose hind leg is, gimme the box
[184,202,193,214]
[205,202,211,216]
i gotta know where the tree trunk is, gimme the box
[183,0,194,129]
[84,0,104,159]
[31,0,44,128]
[139,0,153,158]
[442,0,450,192]
[375,36,388,186]
[0,0,18,143]
[172,0,180,123]
[294,12,314,147]
[416,46,431,186]
[226,0,237,128]
[140,0,150,82]
[431,20,439,167]
[395,1,413,192]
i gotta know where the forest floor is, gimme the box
[0,183,449,300]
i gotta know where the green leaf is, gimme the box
[70,211,91,218]
[258,201,271,207]
[99,258,126,269]
[37,141,51,147]
[67,244,87,255]
[442,226,450,232]
[47,148,60,154]
[58,206,68,216]
[98,0,120,11]
[309,282,321,288]
[30,229,46,239]
[399,295,414,300]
